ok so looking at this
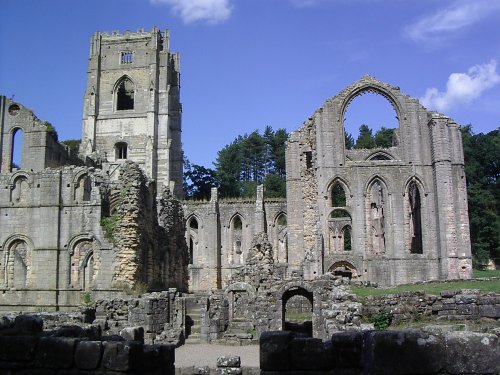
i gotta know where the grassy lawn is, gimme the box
[473,269,500,278]
[352,273,500,297]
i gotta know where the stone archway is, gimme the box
[328,260,358,279]
[223,282,256,321]
[282,286,313,337]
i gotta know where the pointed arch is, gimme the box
[10,172,31,204]
[74,172,92,203]
[328,260,358,279]
[367,151,395,161]
[327,209,352,255]
[365,177,389,255]
[405,178,424,254]
[115,75,135,110]
[274,212,288,263]
[68,234,100,290]
[10,127,25,171]
[186,215,201,265]
[229,213,245,266]
[326,177,351,207]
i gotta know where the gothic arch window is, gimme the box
[116,77,135,110]
[70,240,95,290]
[115,142,128,160]
[366,179,387,255]
[342,225,352,251]
[367,151,393,161]
[188,217,199,265]
[11,127,24,171]
[74,174,92,202]
[328,209,352,254]
[275,213,288,263]
[342,88,399,150]
[230,215,244,265]
[328,260,358,279]
[331,182,347,207]
[408,181,423,254]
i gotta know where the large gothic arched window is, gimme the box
[116,77,135,110]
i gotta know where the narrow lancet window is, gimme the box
[409,182,423,254]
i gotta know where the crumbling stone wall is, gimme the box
[200,232,361,343]
[260,330,500,375]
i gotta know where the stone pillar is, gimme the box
[254,185,265,234]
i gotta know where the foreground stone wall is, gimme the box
[0,315,175,375]
[260,330,500,375]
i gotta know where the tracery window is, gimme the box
[116,77,134,110]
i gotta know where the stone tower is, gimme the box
[81,27,183,196]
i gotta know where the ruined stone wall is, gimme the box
[0,96,82,173]
[0,166,115,311]
[260,330,500,375]
[183,188,287,292]
[362,288,500,323]
[286,76,472,286]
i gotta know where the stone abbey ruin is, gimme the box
[0,27,479,344]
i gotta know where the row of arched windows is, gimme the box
[0,236,96,291]
[328,178,423,255]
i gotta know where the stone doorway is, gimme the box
[282,286,313,337]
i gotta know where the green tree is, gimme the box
[374,127,394,148]
[62,139,81,155]
[345,131,355,150]
[354,124,376,149]
[461,125,499,267]
[183,159,218,200]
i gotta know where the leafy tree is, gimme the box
[62,139,81,155]
[461,125,499,267]
[183,159,218,200]
[374,127,394,148]
[212,127,288,198]
[354,124,376,149]
[345,131,355,150]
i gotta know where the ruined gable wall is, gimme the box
[286,76,471,286]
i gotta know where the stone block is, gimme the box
[217,356,241,367]
[290,337,328,371]
[329,331,364,369]
[159,344,175,368]
[0,335,38,362]
[120,326,145,343]
[35,337,77,369]
[102,340,142,371]
[75,340,102,370]
[367,330,444,375]
[445,332,500,374]
[215,368,242,375]
[141,344,163,371]
[479,304,500,318]
[260,331,293,371]
[14,315,43,334]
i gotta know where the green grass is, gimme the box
[285,311,312,321]
[473,269,500,278]
[352,278,500,297]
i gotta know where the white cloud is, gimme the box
[405,0,500,44]
[420,60,500,112]
[152,0,232,24]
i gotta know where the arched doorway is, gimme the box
[328,260,358,279]
[282,286,313,337]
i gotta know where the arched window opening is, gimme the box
[70,240,94,289]
[409,182,423,254]
[331,183,346,207]
[282,288,313,337]
[11,128,24,171]
[328,209,352,254]
[4,240,30,289]
[342,225,352,251]
[369,153,392,161]
[83,254,94,291]
[188,217,199,265]
[231,216,243,265]
[116,77,135,110]
[275,214,288,263]
[343,91,398,150]
[75,175,92,202]
[367,180,386,254]
[11,176,29,203]
[115,142,128,160]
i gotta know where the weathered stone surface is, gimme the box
[14,315,43,334]
[102,341,142,371]
[445,331,500,374]
[329,331,364,369]
[75,340,102,370]
[217,356,241,367]
[36,337,77,369]
[260,331,293,371]
[0,335,38,362]
[120,326,144,343]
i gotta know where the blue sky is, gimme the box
[1,0,499,167]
